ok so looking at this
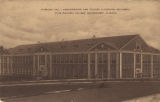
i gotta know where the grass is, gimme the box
[1,81,160,102]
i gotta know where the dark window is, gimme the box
[69,55,73,63]
[78,54,83,63]
[56,55,60,64]
[64,55,69,63]
[60,55,64,63]
[73,44,79,48]
[39,55,45,65]
[91,54,95,63]
[136,54,141,68]
[98,53,102,63]
[83,54,88,63]
[74,54,78,63]
[52,55,56,63]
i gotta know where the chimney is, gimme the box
[92,35,96,38]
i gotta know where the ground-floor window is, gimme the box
[142,55,151,78]
[122,53,134,78]
[153,55,160,78]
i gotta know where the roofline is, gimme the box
[12,34,138,49]
[119,34,139,50]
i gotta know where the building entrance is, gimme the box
[135,54,142,78]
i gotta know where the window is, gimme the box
[64,55,69,63]
[91,54,95,63]
[39,55,45,65]
[122,53,134,78]
[153,55,160,78]
[78,54,83,63]
[98,53,102,63]
[52,55,56,63]
[73,54,78,63]
[56,55,60,64]
[73,44,79,48]
[136,54,141,68]
[142,55,151,78]
[69,55,73,63]
[103,53,108,63]
[60,55,64,63]
[83,54,88,63]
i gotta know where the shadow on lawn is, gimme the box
[1,81,160,102]
[93,82,160,102]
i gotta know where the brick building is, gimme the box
[0,34,160,80]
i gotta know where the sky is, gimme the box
[0,0,160,49]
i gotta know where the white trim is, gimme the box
[88,53,91,79]
[108,52,111,79]
[7,56,9,75]
[49,54,53,79]
[133,53,136,78]
[151,55,153,78]
[95,52,98,79]
[119,52,122,79]
[0,56,1,76]
[121,51,160,55]
[33,55,36,76]
[141,54,143,75]
[1,50,160,57]
[116,53,119,79]
[37,55,40,73]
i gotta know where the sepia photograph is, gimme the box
[0,0,160,102]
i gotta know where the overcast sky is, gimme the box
[0,0,160,49]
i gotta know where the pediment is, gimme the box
[89,42,117,51]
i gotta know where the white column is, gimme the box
[0,56,1,76]
[49,54,53,79]
[95,52,98,79]
[102,53,104,79]
[45,54,47,77]
[151,55,153,78]
[133,53,136,79]
[33,55,36,77]
[10,56,13,75]
[141,54,143,77]
[107,53,110,79]
[37,55,40,78]
[7,56,9,75]
[88,53,91,79]
[45,55,47,66]
[8,57,10,76]
[119,52,122,79]
[116,53,119,79]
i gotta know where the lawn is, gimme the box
[1,81,160,102]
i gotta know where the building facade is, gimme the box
[0,34,160,81]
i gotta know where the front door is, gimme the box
[135,54,142,78]
[37,55,47,79]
